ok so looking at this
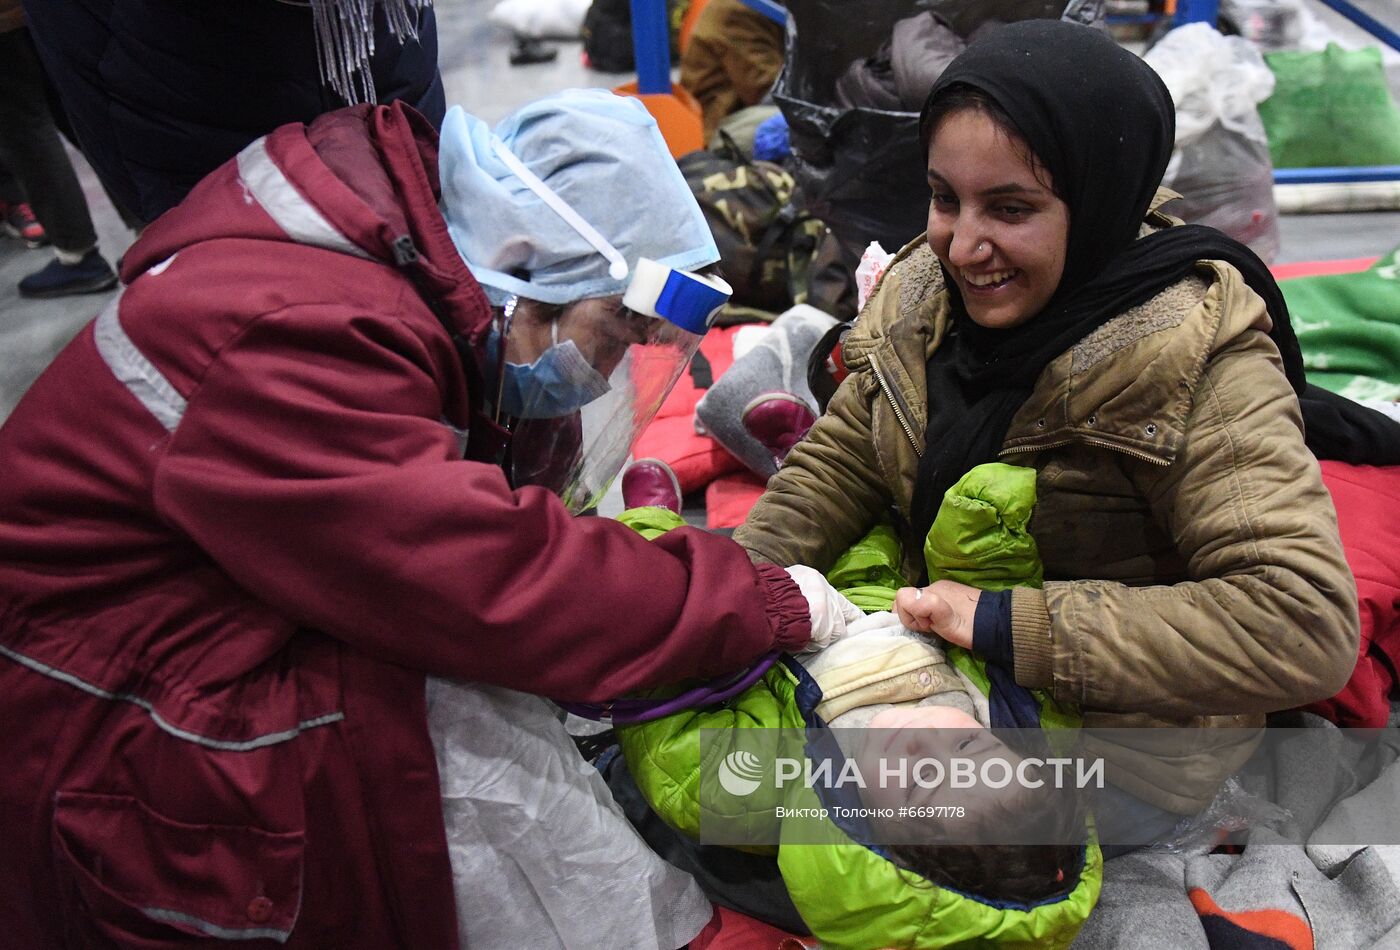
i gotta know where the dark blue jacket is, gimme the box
[22,0,445,224]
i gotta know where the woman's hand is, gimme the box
[894,581,982,648]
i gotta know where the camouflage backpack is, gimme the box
[678,138,854,323]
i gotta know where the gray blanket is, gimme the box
[1076,711,1400,949]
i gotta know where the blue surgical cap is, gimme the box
[439,90,720,305]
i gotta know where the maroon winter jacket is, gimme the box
[0,102,809,948]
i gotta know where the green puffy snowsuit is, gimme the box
[616,463,1102,949]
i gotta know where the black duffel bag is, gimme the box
[774,0,1100,265]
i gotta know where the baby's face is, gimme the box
[855,706,1026,839]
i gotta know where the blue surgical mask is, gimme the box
[485,319,611,419]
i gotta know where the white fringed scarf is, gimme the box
[309,0,433,105]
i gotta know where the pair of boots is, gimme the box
[625,303,840,513]
[622,391,816,514]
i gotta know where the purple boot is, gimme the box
[620,457,683,513]
[741,392,818,469]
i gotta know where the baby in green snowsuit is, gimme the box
[614,463,1099,950]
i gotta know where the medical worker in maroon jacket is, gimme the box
[0,91,855,948]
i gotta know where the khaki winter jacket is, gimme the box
[736,193,1359,813]
[680,0,785,139]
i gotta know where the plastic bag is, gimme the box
[1147,23,1276,146]
[426,678,712,949]
[1148,777,1293,855]
[1220,0,1400,93]
[488,0,591,38]
[854,241,894,311]
[1145,23,1281,262]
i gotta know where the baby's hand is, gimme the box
[894,580,980,648]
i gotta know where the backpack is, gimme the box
[678,136,855,323]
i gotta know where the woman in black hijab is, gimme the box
[737,19,1368,852]
[908,19,1394,540]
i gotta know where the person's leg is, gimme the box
[0,28,98,254]
[34,67,146,233]
[0,27,114,295]
[0,158,46,246]
[0,161,23,204]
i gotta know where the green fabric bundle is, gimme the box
[1258,44,1400,168]
[1282,245,1400,401]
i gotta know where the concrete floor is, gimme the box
[1,0,1396,424]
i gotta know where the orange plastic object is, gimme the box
[679,0,712,54]
[613,80,705,158]
[1270,256,1380,281]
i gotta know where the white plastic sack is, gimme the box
[1145,24,1281,262]
[1146,23,1275,147]
[426,678,712,950]
[488,0,591,38]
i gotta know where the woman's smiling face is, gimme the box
[925,108,1070,330]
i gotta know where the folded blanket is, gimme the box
[1282,246,1400,402]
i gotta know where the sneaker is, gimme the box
[741,392,817,469]
[0,201,47,247]
[18,249,118,299]
[509,36,558,66]
[620,457,683,514]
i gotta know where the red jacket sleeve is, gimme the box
[152,303,809,701]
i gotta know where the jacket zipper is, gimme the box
[1001,435,1171,467]
[868,353,922,458]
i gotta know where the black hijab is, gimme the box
[909,19,1399,547]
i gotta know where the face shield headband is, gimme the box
[487,138,732,512]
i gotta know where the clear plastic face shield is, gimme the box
[482,138,732,511]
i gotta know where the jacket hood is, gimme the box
[122,102,494,343]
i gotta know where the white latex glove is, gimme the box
[785,565,865,653]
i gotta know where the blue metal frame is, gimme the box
[1273,165,1400,184]
[630,0,672,95]
[1315,0,1400,52]
[1174,0,1218,26]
